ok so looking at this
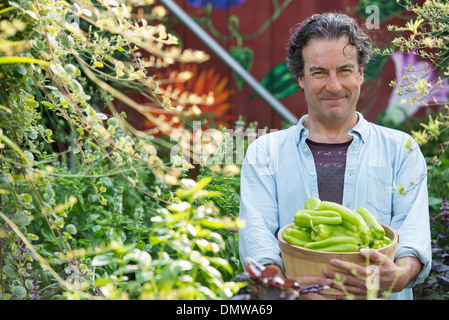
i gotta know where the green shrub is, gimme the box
[0,0,243,300]
[383,0,449,299]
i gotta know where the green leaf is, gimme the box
[25,279,34,291]
[149,235,162,246]
[194,176,213,191]
[0,56,49,65]
[27,233,39,241]
[357,0,405,21]
[94,278,111,286]
[65,64,78,75]
[202,190,223,198]
[229,46,254,91]
[0,6,15,15]
[92,254,114,266]
[14,64,27,75]
[22,193,33,203]
[26,100,38,108]
[66,224,77,235]
[363,54,390,83]
[197,218,226,229]
[12,212,32,227]
[41,101,55,109]
[158,263,178,290]
[208,257,233,274]
[253,63,298,99]
[94,61,104,68]
[25,10,38,20]
[12,286,27,298]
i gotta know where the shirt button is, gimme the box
[310,171,315,176]
[304,147,309,153]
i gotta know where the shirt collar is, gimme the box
[349,112,368,143]
[294,111,368,145]
[294,114,309,145]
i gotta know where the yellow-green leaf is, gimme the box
[0,56,49,65]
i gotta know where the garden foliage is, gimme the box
[0,0,245,300]
[381,0,449,299]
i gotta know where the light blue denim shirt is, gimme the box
[238,112,431,300]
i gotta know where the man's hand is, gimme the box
[264,264,333,300]
[322,249,423,299]
[294,276,334,300]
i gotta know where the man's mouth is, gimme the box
[324,95,345,100]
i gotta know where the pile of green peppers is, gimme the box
[282,197,392,252]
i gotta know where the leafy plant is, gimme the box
[414,194,449,299]
[382,0,449,299]
[0,0,243,300]
[56,177,245,300]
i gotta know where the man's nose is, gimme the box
[326,72,342,93]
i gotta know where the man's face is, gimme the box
[298,36,364,125]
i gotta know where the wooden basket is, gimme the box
[278,222,399,298]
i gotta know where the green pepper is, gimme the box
[304,197,321,210]
[294,209,342,228]
[309,243,360,252]
[282,226,312,247]
[370,236,391,249]
[304,236,359,251]
[341,220,358,232]
[311,224,362,243]
[355,207,385,240]
[311,224,333,241]
[318,201,371,243]
[329,224,359,237]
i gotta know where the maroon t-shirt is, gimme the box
[306,138,352,204]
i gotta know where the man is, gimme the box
[238,12,431,300]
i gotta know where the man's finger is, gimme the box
[359,248,388,265]
[324,268,367,288]
[328,258,367,276]
[295,276,333,288]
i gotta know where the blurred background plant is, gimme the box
[0,0,248,300]
[377,0,449,299]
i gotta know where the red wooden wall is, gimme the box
[148,0,441,130]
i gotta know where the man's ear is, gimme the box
[298,73,304,89]
[359,64,364,84]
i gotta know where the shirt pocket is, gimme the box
[367,166,393,215]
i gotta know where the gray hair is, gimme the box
[286,12,373,86]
